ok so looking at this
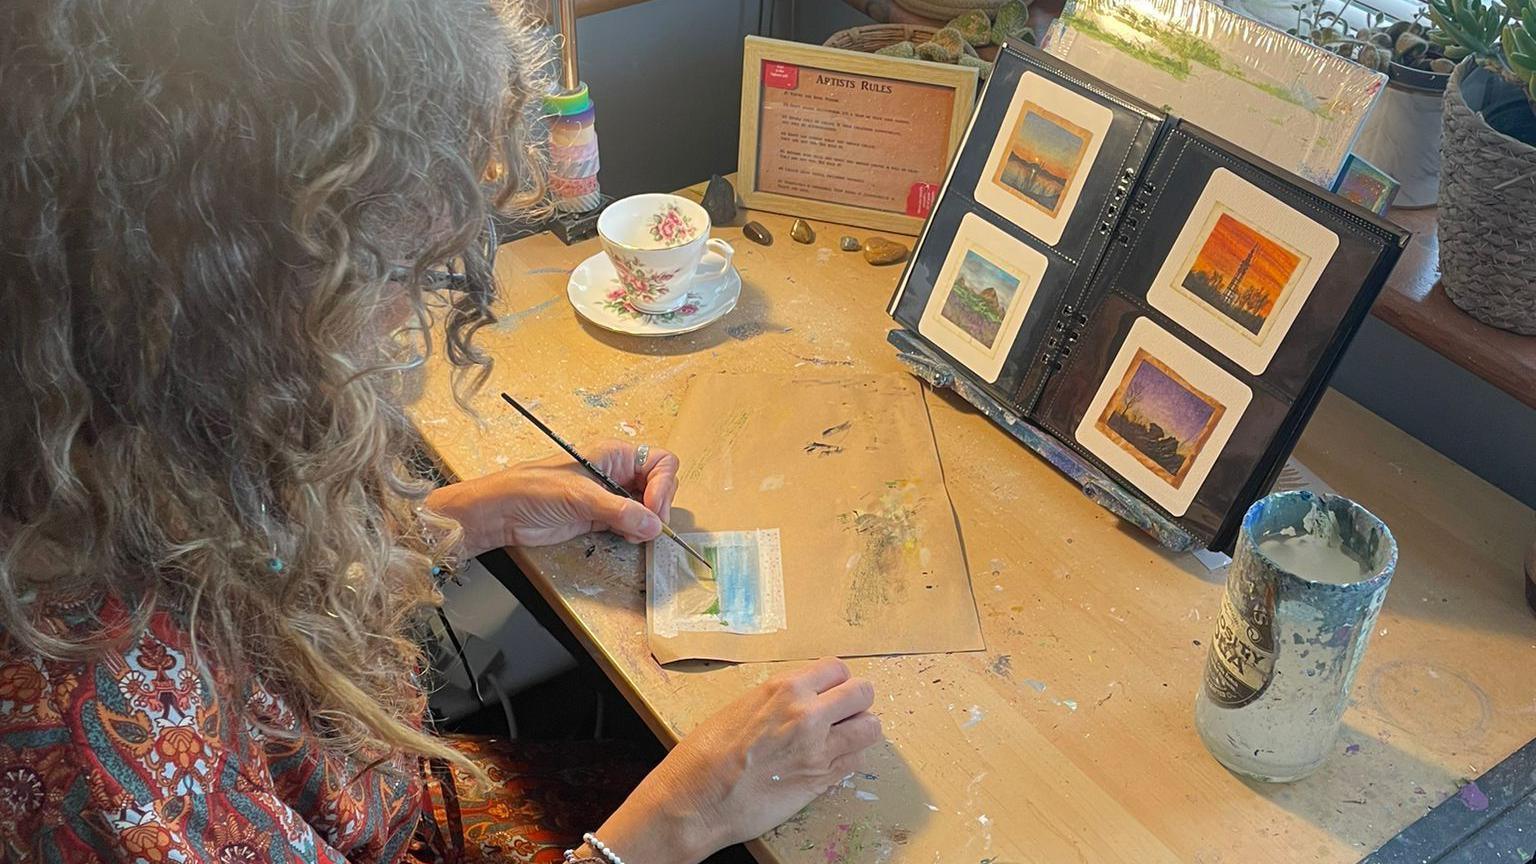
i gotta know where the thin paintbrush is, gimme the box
[500,393,714,573]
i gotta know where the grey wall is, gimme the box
[1330,317,1536,507]
[576,0,1536,509]
[575,0,764,198]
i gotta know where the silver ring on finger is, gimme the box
[634,443,651,474]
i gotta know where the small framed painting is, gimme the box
[738,36,979,235]
[918,213,1050,383]
[974,71,1114,247]
[1145,168,1338,375]
[1331,154,1399,216]
[1075,318,1251,516]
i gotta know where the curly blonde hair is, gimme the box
[0,0,549,771]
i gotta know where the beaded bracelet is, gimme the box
[563,832,624,864]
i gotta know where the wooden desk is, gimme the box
[409,183,1536,863]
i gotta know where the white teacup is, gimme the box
[597,193,735,314]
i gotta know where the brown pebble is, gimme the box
[790,218,814,244]
[862,237,908,266]
[743,221,773,246]
[839,235,861,251]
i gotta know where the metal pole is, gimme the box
[558,0,579,93]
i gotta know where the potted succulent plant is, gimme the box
[1431,0,1536,332]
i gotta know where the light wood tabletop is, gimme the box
[409,181,1536,863]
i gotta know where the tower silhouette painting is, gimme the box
[1179,211,1303,337]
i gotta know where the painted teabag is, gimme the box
[645,373,985,664]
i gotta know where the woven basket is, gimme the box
[893,0,1006,18]
[824,24,942,53]
[1438,59,1536,334]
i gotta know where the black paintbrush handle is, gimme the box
[500,393,631,499]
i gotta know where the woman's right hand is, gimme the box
[586,658,882,864]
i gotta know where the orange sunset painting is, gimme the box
[1178,209,1306,337]
[994,103,1091,217]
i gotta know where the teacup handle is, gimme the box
[697,238,735,279]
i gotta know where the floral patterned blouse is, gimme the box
[0,598,421,863]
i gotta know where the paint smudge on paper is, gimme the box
[1344,743,1360,755]
[617,421,638,437]
[679,410,751,485]
[1456,780,1489,811]
[823,420,853,437]
[760,475,785,491]
[805,419,855,456]
[854,790,880,801]
[962,705,984,728]
[840,482,922,626]
[1022,678,1048,693]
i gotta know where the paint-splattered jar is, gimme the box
[1195,491,1397,782]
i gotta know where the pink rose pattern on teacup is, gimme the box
[646,203,698,248]
[605,253,701,321]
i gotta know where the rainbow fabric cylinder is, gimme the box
[545,84,601,213]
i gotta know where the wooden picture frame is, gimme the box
[738,36,978,236]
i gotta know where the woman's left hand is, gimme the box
[427,440,680,556]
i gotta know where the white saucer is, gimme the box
[567,251,740,337]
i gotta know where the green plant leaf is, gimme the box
[1513,21,1536,57]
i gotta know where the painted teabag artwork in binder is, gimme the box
[645,373,984,665]
[888,42,1408,552]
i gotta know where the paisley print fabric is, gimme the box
[0,598,421,863]
[421,738,649,864]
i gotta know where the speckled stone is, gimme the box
[1395,33,1429,66]
[875,40,917,59]
[947,10,993,46]
[790,218,814,244]
[701,174,737,225]
[862,237,909,266]
[916,40,959,64]
[743,220,773,246]
[959,55,993,79]
[839,235,861,252]
[992,0,1032,44]
[932,27,971,58]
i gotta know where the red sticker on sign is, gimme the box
[906,183,939,217]
[763,61,799,90]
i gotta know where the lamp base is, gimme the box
[548,194,613,245]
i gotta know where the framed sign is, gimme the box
[738,36,979,236]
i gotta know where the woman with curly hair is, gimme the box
[0,1,881,861]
